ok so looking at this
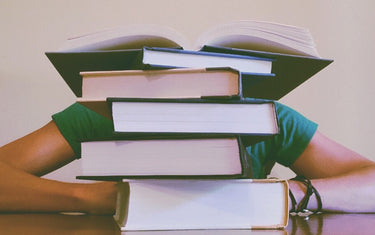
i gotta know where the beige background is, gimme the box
[1,0,374,182]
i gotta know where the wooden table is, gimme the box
[0,213,374,234]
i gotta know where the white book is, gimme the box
[114,179,289,231]
[109,98,279,136]
[79,137,252,178]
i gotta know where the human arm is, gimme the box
[289,130,375,213]
[0,121,117,214]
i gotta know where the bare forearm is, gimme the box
[0,161,117,214]
[0,121,76,176]
[0,120,117,214]
[289,164,375,213]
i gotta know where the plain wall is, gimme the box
[1,0,374,182]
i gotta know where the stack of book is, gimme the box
[46,21,332,231]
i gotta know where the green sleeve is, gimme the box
[52,101,318,175]
[245,102,318,178]
[52,103,114,158]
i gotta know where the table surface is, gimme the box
[0,213,374,235]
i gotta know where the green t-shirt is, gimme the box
[52,102,317,179]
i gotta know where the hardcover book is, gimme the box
[79,67,244,100]
[107,98,279,137]
[113,178,289,231]
[131,46,273,75]
[78,136,253,179]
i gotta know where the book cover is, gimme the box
[202,45,333,100]
[45,49,141,97]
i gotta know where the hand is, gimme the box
[75,181,119,215]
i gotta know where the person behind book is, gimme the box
[0,101,374,214]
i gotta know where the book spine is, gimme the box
[106,97,274,104]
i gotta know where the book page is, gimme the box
[58,24,190,52]
[58,21,320,57]
[196,21,320,57]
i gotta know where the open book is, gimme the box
[47,20,332,100]
[58,20,321,57]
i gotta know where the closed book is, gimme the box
[79,68,243,100]
[78,136,253,179]
[114,178,289,231]
[108,98,279,137]
[131,47,273,75]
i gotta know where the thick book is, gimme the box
[78,136,253,179]
[79,67,244,100]
[108,98,279,136]
[113,178,289,231]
